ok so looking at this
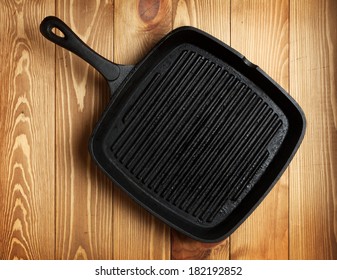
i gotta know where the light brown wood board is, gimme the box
[0,0,55,259]
[0,0,336,260]
[289,0,337,259]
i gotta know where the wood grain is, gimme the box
[171,0,230,260]
[0,0,336,260]
[55,0,115,259]
[230,0,289,259]
[172,0,230,42]
[112,0,172,259]
[0,0,55,259]
[289,0,337,259]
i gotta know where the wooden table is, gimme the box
[0,0,336,260]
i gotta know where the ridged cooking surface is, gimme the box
[110,49,283,225]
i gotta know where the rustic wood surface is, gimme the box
[0,0,336,260]
[55,0,115,260]
[0,0,55,259]
[289,0,337,259]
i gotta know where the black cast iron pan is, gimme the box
[40,16,305,242]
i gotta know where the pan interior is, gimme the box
[90,28,303,241]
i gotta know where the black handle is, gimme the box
[40,16,120,81]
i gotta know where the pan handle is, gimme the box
[40,16,123,82]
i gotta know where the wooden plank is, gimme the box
[289,0,337,259]
[112,0,172,259]
[230,0,289,259]
[55,0,115,259]
[0,1,55,259]
[171,0,230,260]
[0,0,335,261]
[172,0,230,42]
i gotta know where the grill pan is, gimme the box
[40,16,306,242]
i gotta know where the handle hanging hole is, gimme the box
[51,27,65,38]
